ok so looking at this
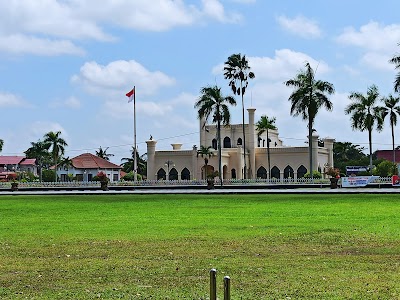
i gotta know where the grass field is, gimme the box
[0,194,399,299]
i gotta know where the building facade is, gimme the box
[146,108,335,181]
[56,153,121,182]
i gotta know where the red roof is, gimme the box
[0,156,25,165]
[72,153,121,169]
[20,158,36,165]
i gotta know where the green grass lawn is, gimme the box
[0,194,399,299]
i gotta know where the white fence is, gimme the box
[0,177,393,189]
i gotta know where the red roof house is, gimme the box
[57,153,121,182]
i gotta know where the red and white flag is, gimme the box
[126,88,135,103]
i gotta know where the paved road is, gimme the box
[1,187,400,195]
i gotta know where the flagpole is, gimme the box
[133,86,137,181]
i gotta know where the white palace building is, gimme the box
[146,108,335,181]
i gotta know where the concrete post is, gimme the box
[146,139,157,180]
[247,108,256,179]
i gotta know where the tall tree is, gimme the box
[43,131,68,182]
[224,53,255,179]
[378,94,400,166]
[96,146,114,161]
[0,139,3,153]
[255,115,277,180]
[24,140,52,182]
[284,61,335,179]
[389,46,400,92]
[121,147,147,177]
[197,145,214,179]
[345,85,384,174]
[194,85,237,185]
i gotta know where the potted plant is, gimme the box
[97,171,109,191]
[8,173,18,191]
[206,171,219,190]
[325,167,340,189]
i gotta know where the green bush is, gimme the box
[304,170,322,179]
[373,160,396,177]
[42,169,56,182]
[122,172,142,181]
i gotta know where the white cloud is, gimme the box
[213,49,330,80]
[0,0,241,56]
[71,60,176,96]
[201,0,241,23]
[0,34,85,56]
[337,21,400,52]
[0,92,26,107]
[336,21,400,71]
[276,15,322,39]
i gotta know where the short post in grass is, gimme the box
[210,268,217,300]
[224,276,230,300]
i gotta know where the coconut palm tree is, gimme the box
[389,47,400,92]
[43,131,68,182]
[378,94,400,167]
[197,145,214,179]
[255,115,277,180]
[345,85,384,174]
[96,146,114,161]
[24,140,52,182]
[121,147,147,177]
[224,53,255,179]
[284,61,335,179]
[194,85,237,185]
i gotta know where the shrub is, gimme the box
[373,160,396,177]
[304,170,322,179]
[122,172,142,181]
[42,170,56,182]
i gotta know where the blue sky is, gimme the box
[1,0,400,164]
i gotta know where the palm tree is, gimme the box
[43,131,68,182]
[255,115,277,180]
[224,53,255,179]
[197,145,214,179]
[24,140,52,182]
[194,85,237,185]
[121,147,147,177]
[284,61,335,179]
[96,146,114,161]
[345,85,384,174]
[389,46,400,92]
[378,94,400,167]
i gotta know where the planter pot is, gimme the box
[11,182,18,191]
[207,179,215,190]
[330,178,339,189]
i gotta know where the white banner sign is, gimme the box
[341,176,379,188]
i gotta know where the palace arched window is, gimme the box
[257,166,267,179]
[271,166,280,179]
[212,139,217,150]
[157,168,166,180]
[284,165,294,179]
[223,137,231,148]
[169,168,178,180]
[297,165,307,178]
[181,168,190,180]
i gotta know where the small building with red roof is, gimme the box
[0,156,38,180]
[57,153,122,182]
